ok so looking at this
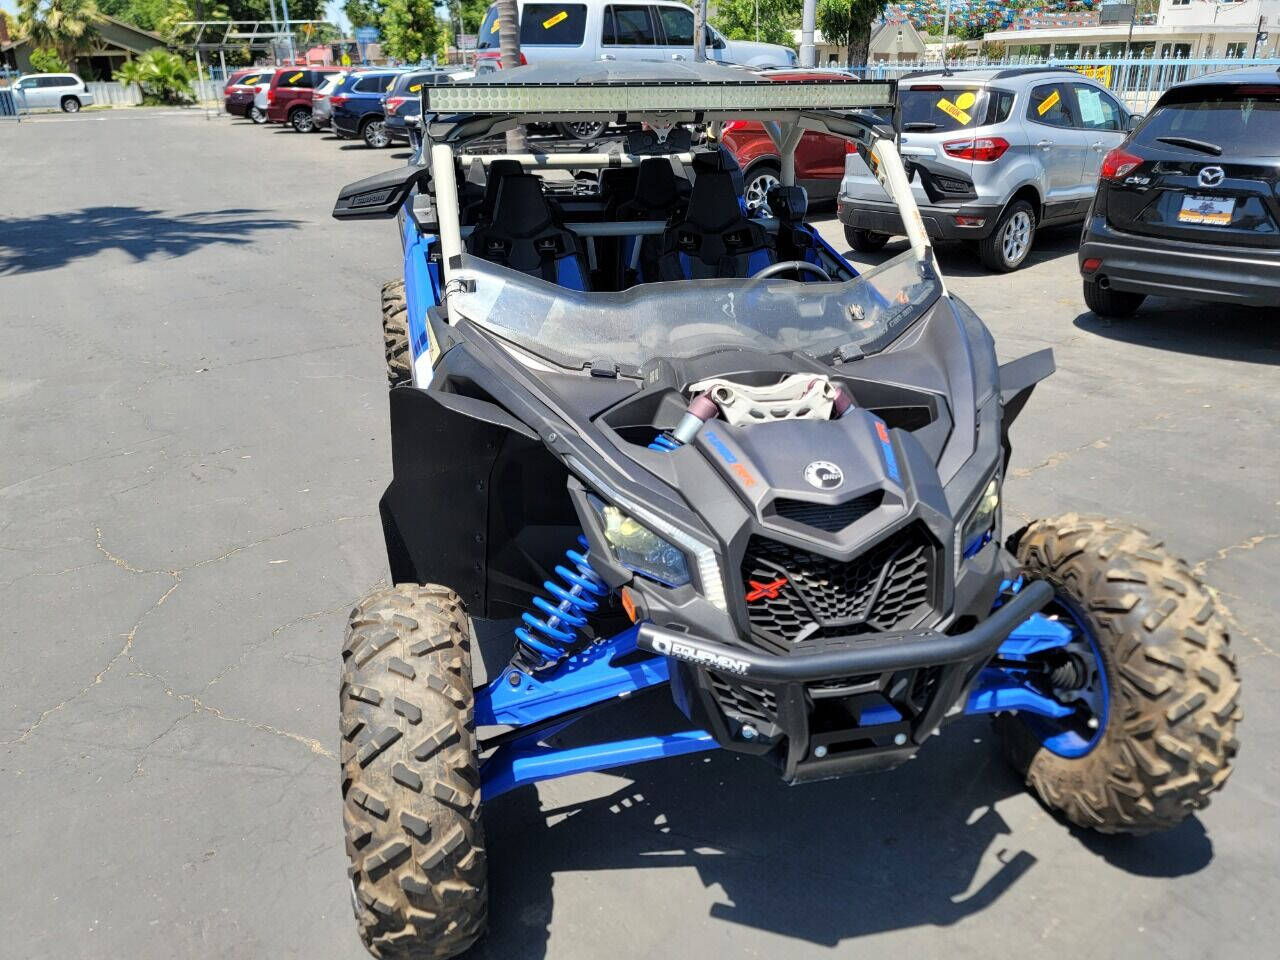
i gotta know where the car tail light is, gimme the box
[1081,257,1102,274]
[474,50,526,68]
[266,88,276,104]
[942,136,1009,162]
[845,139,858,154]
[386,96,407,116]
[1100,147,1143,181]
[953,215,986,228]
[330,95,348,108]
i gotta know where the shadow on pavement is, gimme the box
[0,206,301,275]
[462,626,1214,958]
[1073,305,1280,365]
[842,223,1081,277]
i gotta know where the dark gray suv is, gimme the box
[839,67,1136,271]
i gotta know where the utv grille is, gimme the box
[741,523,936,645]
[709,675,778,726]
[772,491,883,533]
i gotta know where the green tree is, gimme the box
[17,0,104,70]
[459,0,487,33]
[711,0,797,47]
[115,46,194,102]
[28,46,70,71]
[978,40,1005,60]
[1,9,17,39]
[344,0,382,29]
[815,0,886,68]
[381,0,445,63]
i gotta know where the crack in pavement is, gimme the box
[2,515,374,747]
[1009,437,1110,480]
[1192,532,1280,578]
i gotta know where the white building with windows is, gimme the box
[984,0,1280,60]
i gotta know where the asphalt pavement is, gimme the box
[2,108,1278,960]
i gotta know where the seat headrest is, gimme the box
[490,175,554,237]
[767,185,808,224]
[633,158,680,209]
[683,171,746,234]
[691,146,745,196]
[477,159,525,220]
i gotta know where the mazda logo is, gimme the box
[1198,166,1225,187]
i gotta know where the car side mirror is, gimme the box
[1124,113,1143,131]
[332,164,428,220]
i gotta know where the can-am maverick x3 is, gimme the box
[332,63,1240,959]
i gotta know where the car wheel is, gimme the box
[61,96,81,113]
[1082,279,1146,318]
[555,120,607,141]
[362,118,392,149]
[249,105,266,124]
[978,199,1036,272]
[290,107,314,133]
[743,162,781,217]
[844,226,890,253]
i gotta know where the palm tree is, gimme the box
[116,48,195,104]
[17,0,104,72]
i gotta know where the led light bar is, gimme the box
[425,80,896,115]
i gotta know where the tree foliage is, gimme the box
[115,46,195,102]
[458,0,488,34]
[815,0,885,67]
[343,0,382,30]
[711,0,797,47]
[29,46,70,71]
[380,0,446,63]
[17,0,104,68]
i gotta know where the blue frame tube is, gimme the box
[482,730,717,800]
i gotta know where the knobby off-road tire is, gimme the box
[341,585,487,959]
[998,514,1241,834]
[382,280,411,387]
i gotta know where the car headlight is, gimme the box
[588,496,691,588]
[960,476,1000,559]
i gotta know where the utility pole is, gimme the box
[693,0,707,61]
[942,0,952,66]
[281,0,296,63]
[496,0,525,149]
[267,0,281,64]
[799,0,816,67]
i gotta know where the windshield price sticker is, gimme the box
[490,18,500,32]
[288,71,304,82]
[543,10,569,28]
[409,83,422,92]
[1037,89,1061,116]
[936,98,971,125]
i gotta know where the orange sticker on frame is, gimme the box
[1037,89,1061,116]
[542,10,568,28]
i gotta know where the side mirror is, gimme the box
[332,163,428,220]
[1124,112,1144,131]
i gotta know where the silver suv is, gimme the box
[11,73,95,113]
[838,68,1136,271]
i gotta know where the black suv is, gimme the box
[1078,66,1280,316]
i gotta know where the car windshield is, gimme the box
[452,250,940,369]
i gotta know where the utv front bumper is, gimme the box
[639,580,1053,783]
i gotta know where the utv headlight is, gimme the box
[960,476,1000,559]
[588,496,691,588]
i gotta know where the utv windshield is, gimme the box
[453,250,940,368]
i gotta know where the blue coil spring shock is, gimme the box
[648,432,680,452]
[515,535,609,670]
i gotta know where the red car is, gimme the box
[264,66,344,132]
[719,70,859,214]
[223,67,277,124]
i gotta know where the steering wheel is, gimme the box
[750,260,831,282]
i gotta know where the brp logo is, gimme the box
[1198,166,1225,188]
[804,460,843,490]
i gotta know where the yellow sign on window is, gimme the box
[409,83,422,92]
[543,10,568,28]
[937,98,972,126]
[954,91,976,110]
[490,18,500,32]
[288,71,303,82]
[1037,89,1061,116]
[1072,64,1114,86]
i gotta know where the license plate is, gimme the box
[1178,194,1234,225]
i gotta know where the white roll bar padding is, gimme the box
[454,219,782,239]
[431,143,464,285]
[868,138,943,288]
[465,152,695,169]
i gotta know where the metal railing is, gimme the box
[836,55,1279,112]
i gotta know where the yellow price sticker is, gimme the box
[288,71,303,82]
[954,91,976,110]
[490,18,500,32]
[1037,89,1061,116]
[244,75,261,85]
[409,83,422,92]
[936,98,972,126]
[543,10,568,28]
[387,79,396,91]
